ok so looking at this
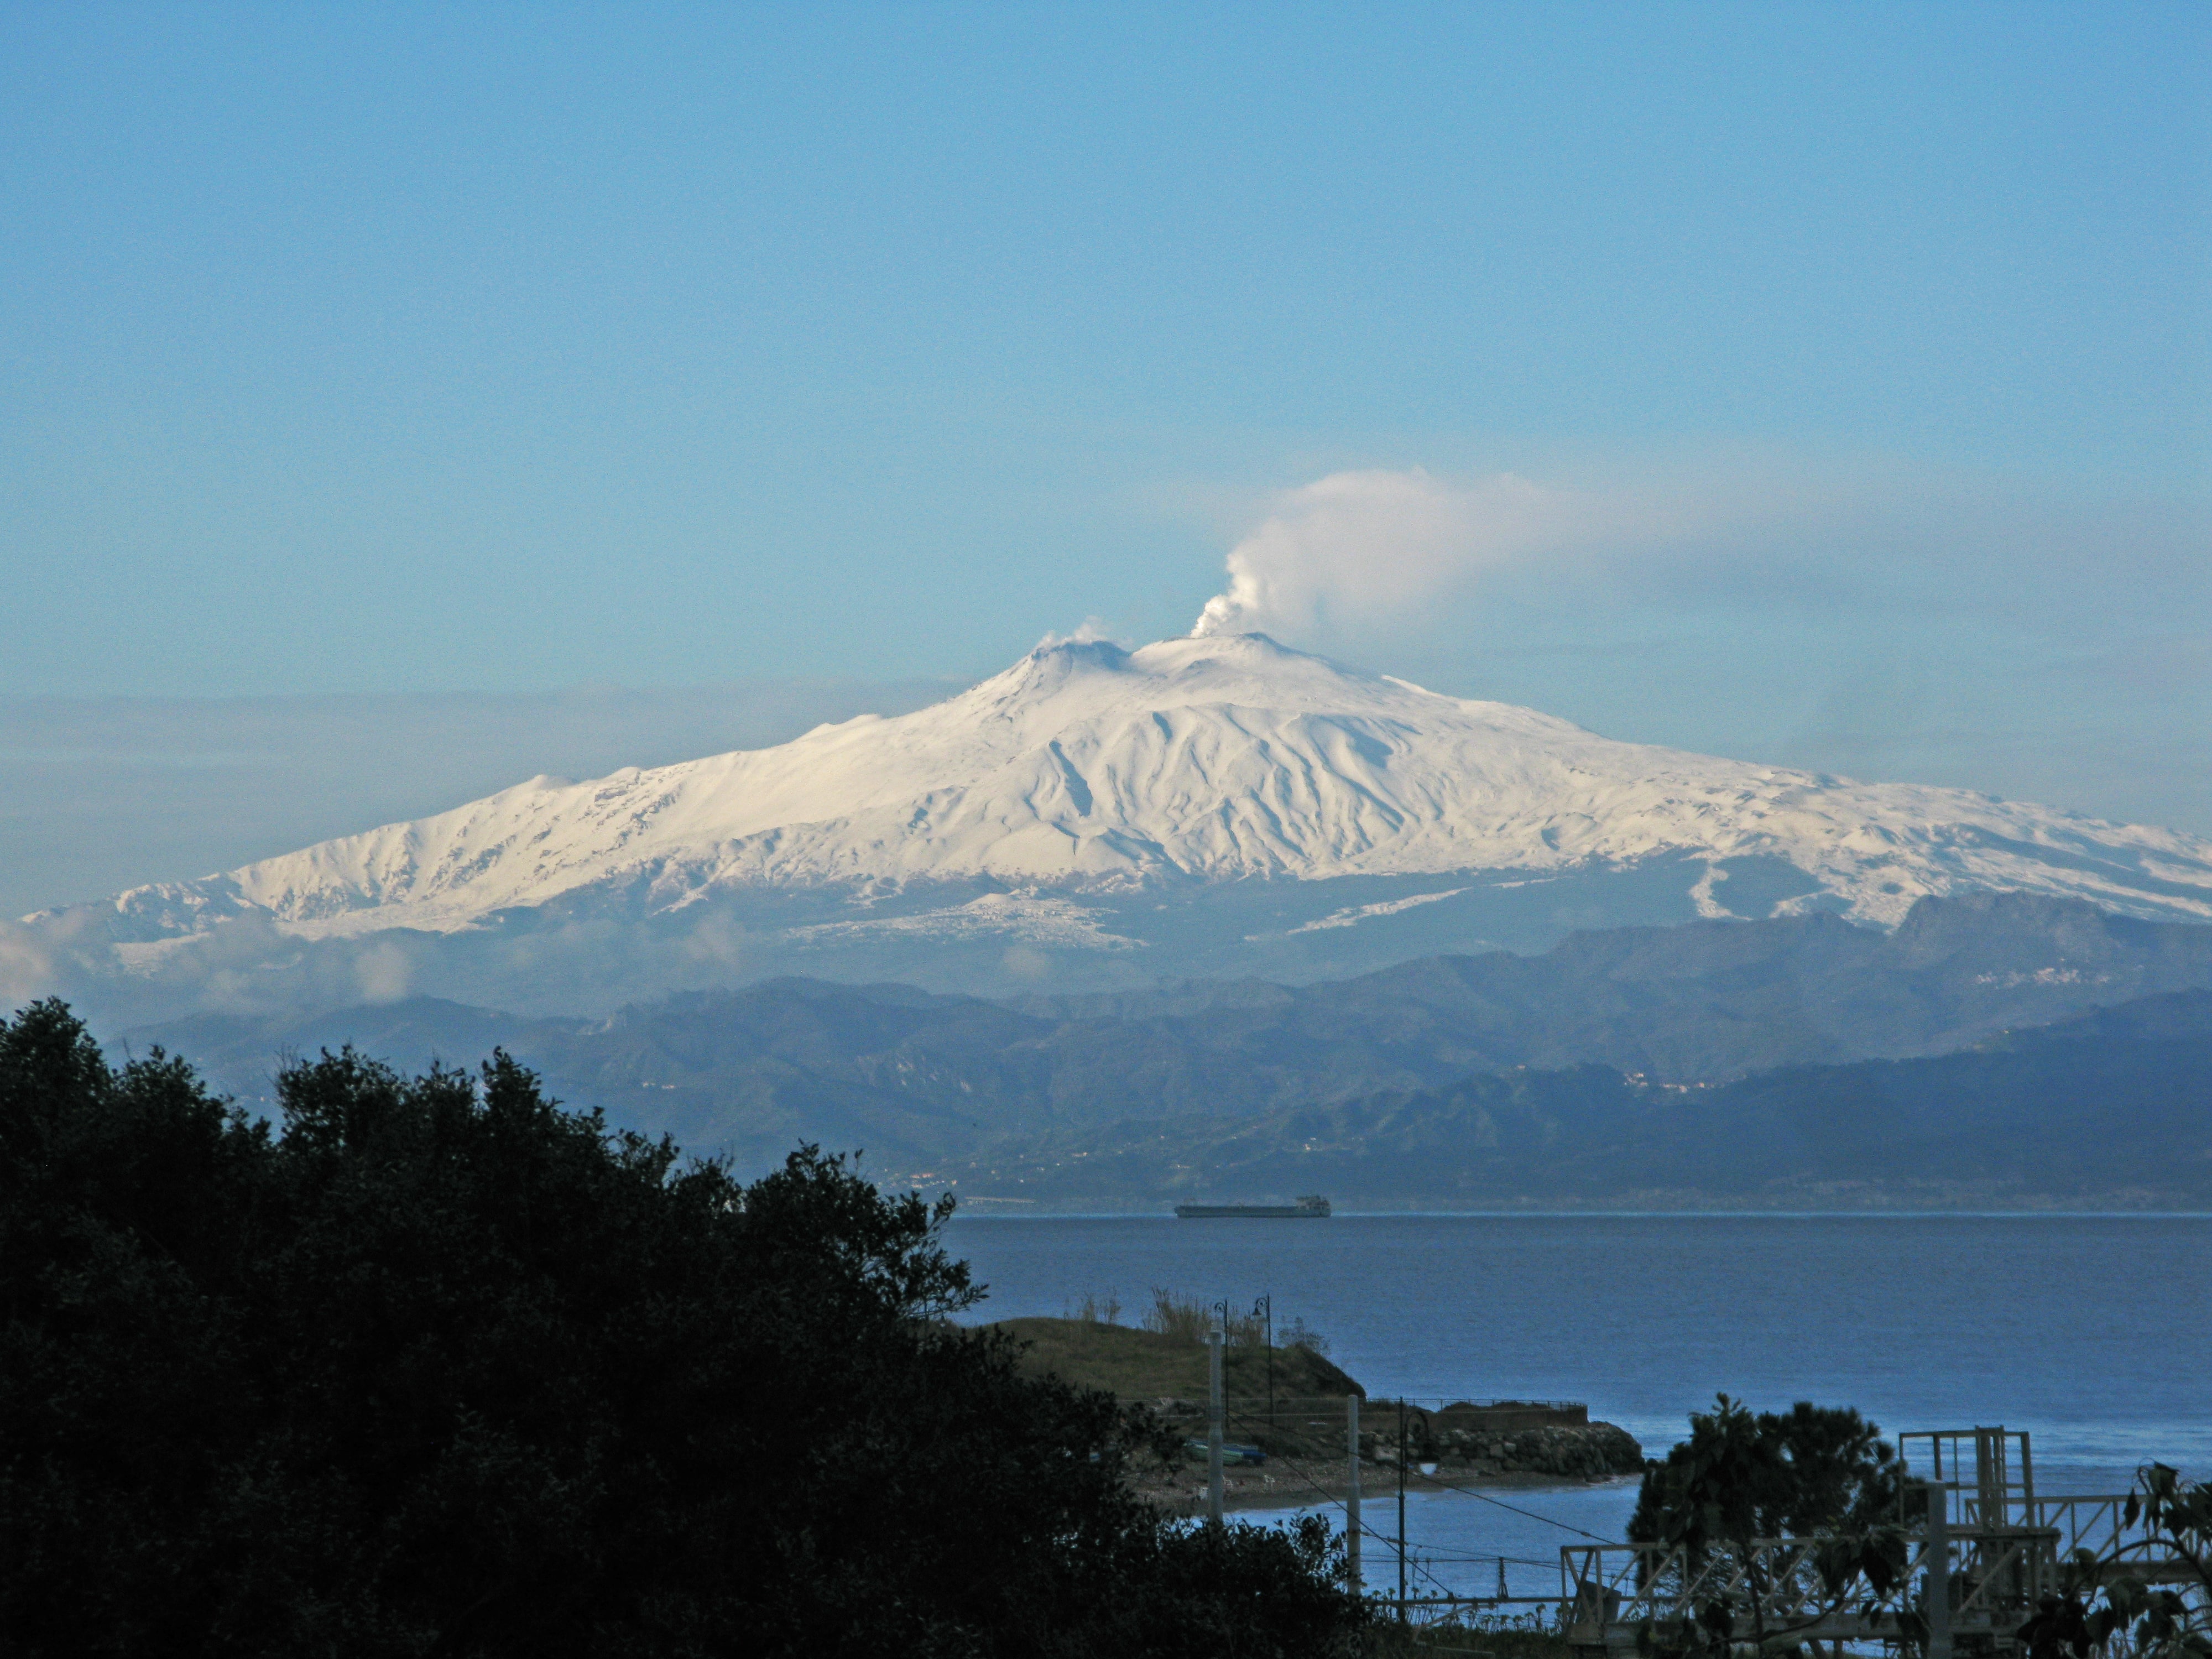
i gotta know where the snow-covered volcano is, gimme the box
[22,633,2212,1018]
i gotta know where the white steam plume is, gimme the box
[1191,467,1663,638]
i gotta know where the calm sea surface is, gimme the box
[946,1214,2212,1600]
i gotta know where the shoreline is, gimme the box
[950,1208,2212,1220]
[1140,1464,1639,1519]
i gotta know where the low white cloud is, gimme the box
[0,921,60,1006]
[352,938,415,1004]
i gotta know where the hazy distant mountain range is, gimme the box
[127,893,2212,1206]
[911,989,2212,1211]
[19,633,2212,1023]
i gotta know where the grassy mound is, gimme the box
[989,1316,1363,1407]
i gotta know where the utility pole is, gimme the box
[1252,1295,1273,1430]
[1923,1480,1952,1659]
[1346,1394,1362,1593]
[1396,1404,1408,1619]
[1251,1295,1274,1431]
[1206,1320,1225,1527]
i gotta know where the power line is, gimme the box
[1220,1401,1619,1544]
[1209,1404,1605,1608]
[1228,1389,1634,1539]
[1217,1402,1616,1541]
[1420,1477,1619,1543]
[1205,1410,1436,1589]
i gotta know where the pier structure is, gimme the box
[1559,1427,2202,1658]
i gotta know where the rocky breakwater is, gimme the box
[1432,1422,1642,1479]
[1366,1402,1644,1481]
[992,1317,1645,1510]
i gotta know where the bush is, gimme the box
[1625,1396,1916,1658]
[0,1000,1368,1658]
[1628,1394,1908,1553]
[1144,1286,1217,1345]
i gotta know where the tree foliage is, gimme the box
[0,999,1368,1658]
[1629,1395,1909,1557]
[1629,1401,2212,1659]
[1625,1396,1917,1658]
[2054,1462,2212,1659]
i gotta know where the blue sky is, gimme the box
[1,3,2207,905]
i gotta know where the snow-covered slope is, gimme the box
[19,633,2211,1020]
[85,633,2212,939]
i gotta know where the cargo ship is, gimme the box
[1173,1194,1331,1219]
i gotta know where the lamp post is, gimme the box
[1397,1405,1408,1618]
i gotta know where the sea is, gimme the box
[946,1212,2212,1603]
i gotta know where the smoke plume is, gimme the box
[1191,467,1644,638]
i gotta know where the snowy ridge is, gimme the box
[64,633,2212,950]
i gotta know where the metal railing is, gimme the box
[1559,1525,2034,1657]
[1558,1426,2202,1657]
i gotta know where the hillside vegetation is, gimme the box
[128,894,2212,1186]
[923,989,2212,1209]
[991,1314,1363,1406]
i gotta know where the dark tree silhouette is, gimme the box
[1629,1394,1909,1554]
[0,1000,1365,1658]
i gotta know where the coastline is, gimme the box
[1140,1463,1637,1520]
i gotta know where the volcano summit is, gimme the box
[20,633,2212,1020]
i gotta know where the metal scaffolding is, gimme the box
[1561,1426,2201,1658]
